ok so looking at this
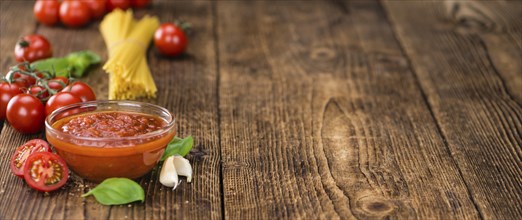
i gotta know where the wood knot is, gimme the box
[356,196,396,217]
[310,47,336,61]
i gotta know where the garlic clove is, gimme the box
[172,155,193,183]
[159,156,179,189]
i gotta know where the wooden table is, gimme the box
[1,0,521,219]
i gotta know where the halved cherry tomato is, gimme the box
[0,82,23,120]
[23,152,69,192]
[34,0,61,26]
[10,139,51,178]
[45,91,82,116]
[6,94,46,134]
[14,35,53,63]
[62,81,95,102]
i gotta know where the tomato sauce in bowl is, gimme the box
[45,101,176,182]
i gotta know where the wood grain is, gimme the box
[0,1,221,219]
[0,1,37,130]
[384,0,522,219]
[217,1,483,218]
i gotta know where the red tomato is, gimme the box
[34,0,61,26]
[59,0,92,28]
[23,152,69,192]
[10,139,51,178]
[7,71,44,88]
[27,85,50,100]
[47,76,69,91]
[0,82,23,120]
[14,35,53,63]
[6,94,46,134]
[62,82,96,102]
[154,23,188,57]
[106,0,130,11]
[45,92,82,116]
[82,0,106,19]
[131,0,151,8]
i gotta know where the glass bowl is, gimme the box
[45,100,176,182]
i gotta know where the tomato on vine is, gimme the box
[0,82,23,120]
[47,76,70,91]
[6,94,46,134]
[45,91,82,116]
[62,81,95,102]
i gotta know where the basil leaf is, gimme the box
[161,136,193,161]
[65,51,101,77]
[81,178,144,205]
[31,50,101,77]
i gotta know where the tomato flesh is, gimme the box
[23,152,69,192]
[10,139,51,178]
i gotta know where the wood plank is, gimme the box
[384,1,522,219]
[0,1,38,131]
[0,1,221,219]
[218,1,480,218]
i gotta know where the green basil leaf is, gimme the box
[31,50,101,77]
[81,178,144,205]
[160,136,193,161]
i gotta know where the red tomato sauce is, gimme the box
[53,111,166,138]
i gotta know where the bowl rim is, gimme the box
[45,100,176,143]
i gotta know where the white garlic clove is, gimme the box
[172,155,193,183]
[159,156,179,189]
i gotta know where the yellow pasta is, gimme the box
[100,9,160,100]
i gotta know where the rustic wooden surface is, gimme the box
[0,0,520,219]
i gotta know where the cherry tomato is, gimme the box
[154,23,188,57]
[59,0,92,28]
[34,0,61,26]
[106,0,130,11]
[6,94,46,134]
[0,82,23,120]
[45,92,82,116]
[47,76,69,91]
[14,34,53,63]
[23,152,69,192]
[10,139,51,178]
[82,0,106,19]
[62,82,96,102]
[27,85,50,100]
[131,0,151,8]
[7,70,44,88]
